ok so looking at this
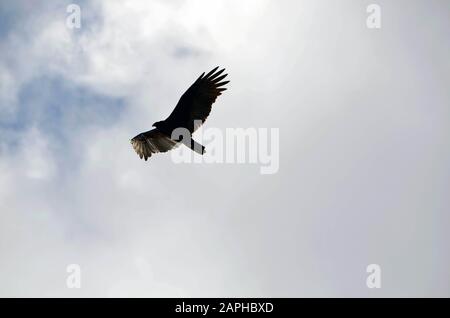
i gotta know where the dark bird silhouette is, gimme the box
[131,67,229,161]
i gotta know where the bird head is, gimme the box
[152,121,164,129]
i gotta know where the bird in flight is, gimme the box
[131,67,229,161]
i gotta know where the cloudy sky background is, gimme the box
[0,0,449,297]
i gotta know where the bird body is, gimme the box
[131,67,229,161]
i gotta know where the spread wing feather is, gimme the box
[164,67,230,133]
[131,129,179,161]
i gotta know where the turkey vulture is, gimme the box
[131,67,229,161]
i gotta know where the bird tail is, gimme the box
[182,138,205,155]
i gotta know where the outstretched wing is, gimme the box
[131,129,179,161]
[164,66,230,133]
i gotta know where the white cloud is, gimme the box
[0,0,449,297]
[20,127,56,180]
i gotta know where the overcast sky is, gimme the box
[0,0,449,297]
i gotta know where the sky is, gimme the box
[0,0,449,297]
